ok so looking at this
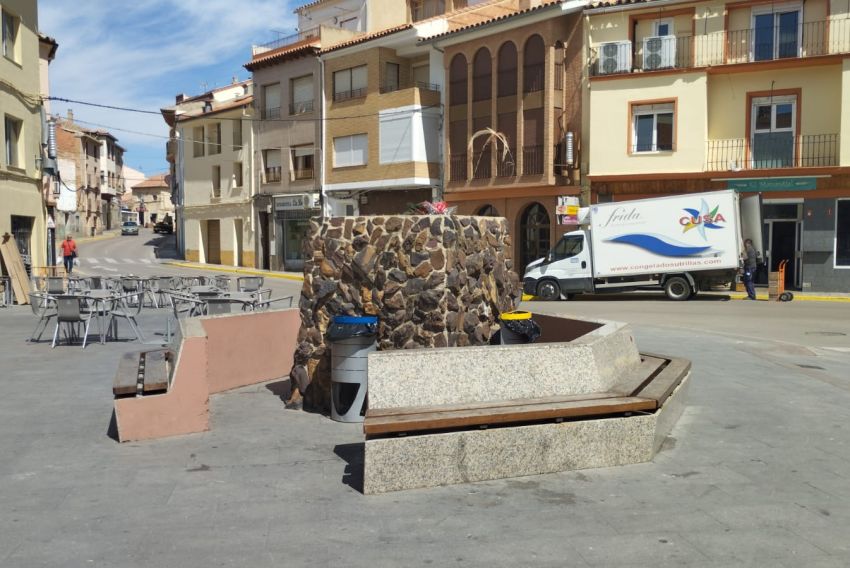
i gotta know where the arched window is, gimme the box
[519,202,550,270]
[497,42,517,97]
[477,204,499,217]
[449,54,468,106]
[523,34,545,93]
[472,48,492,102]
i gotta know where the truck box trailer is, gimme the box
[523,190,762,301]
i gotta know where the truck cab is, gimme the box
[523,230,592,300]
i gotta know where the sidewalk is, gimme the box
[161,259,305,282]
[75,229,120,244]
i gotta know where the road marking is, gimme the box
[101,267,118,272]
[105,258,118,264]
[141,259,152,264]
[123,258,138,264]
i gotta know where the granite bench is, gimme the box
[113,348,174,398]
[362,316,691,494]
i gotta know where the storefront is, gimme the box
[274,193,320,272]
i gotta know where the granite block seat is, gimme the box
[113,348,174,398]
[362,315,692,494]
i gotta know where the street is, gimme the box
[1,232,849,566]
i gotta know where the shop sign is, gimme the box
[274,194,315,210]
[727,177,817,192]
[556,196,580,225]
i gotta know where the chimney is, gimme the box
[175,93,186,103]
[67,108,74,122]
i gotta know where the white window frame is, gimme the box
[333,134,368,168]
[653,19,674,37]
[751,95,796,136]
[750,3,803,61]
[835,198,850,269]
[4,115,22,168]
[2,9,20,63]
[631,102,675,154]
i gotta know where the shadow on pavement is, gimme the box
[334,442,365,494]
[533,292,732,303]
[148,234,179,260]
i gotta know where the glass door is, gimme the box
[752,8,800,61]
[751,96,795,168]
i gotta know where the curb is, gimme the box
[162,261,305,282]
[76,231,120,244]
[727,293,850,303]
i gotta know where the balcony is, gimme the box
[522,145,544,175]
[471,149,492,179]
[523,64,545,93]
[705,134,839,171]
[261,107,281,120]
[264,167,282,183]
[380,81,441,95]
[294,168,314,181]
[449,154,467,181]
[289,100,314,115]
[333,88,367,102]
[252,27,319,55]
[589,19,850,77]
[496,148,517,178]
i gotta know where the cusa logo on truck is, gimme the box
[680,200,725,240]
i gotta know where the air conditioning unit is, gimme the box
[597,41,631,75]
[642,35,676,70]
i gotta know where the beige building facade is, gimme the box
[1,0,46,271]
[130,173,173,226]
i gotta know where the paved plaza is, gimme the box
[1,237,849,566]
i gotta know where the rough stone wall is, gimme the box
[294,215,522,411]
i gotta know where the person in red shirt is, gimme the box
[61,235,77,275]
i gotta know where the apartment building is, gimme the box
[164,82,256,267]
[1,0,46,271]
[97,132,125,231]
[130,173,173,226]
[426,0,586,271]
[585,0,850,292]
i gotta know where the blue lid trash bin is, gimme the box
[329,315,378,423]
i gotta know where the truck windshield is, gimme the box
[552,235,583,260]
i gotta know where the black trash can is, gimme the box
[499,311,541,344]
[328,315,378,423]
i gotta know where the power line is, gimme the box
[47,97,162,115]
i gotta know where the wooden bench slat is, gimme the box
[609,355,668,397]
[142,350,170,393]
[634,357,691,405]
[366,392,619,419]
[364,396,657,436]
[113,352,141,396]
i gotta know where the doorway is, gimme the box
[519,202,550,272]
[259,211,270,270]
[766,220,799,290]
[205,220,221,265]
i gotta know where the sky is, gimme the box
[40,0,299,181]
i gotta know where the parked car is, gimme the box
[153,218,173,234]
[121,221,140,236]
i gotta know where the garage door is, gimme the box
[206,220,221,264]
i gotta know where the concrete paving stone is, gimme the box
[567,531,710,566]
[681,527,831,562]
[601,506,728,535]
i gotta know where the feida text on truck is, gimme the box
[523,190,763,301]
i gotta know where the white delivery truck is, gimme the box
[523,190,763,301]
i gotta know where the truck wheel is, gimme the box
[536,280,561,301]
[664,277,692,301]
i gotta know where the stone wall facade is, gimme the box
[293,215,522,411]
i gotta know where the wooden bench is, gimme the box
[113,348,174,398]
[364,354,690,438]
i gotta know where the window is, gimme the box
[207,123,221,155]
[291,146,314,180]
[497,42,517,97]
[211,165,221,197]
[2,9,19,63]
[751,95,795,168]
[233,162,243,187]
[263,83,281,119]
[263,149,281,182]
[290,75,314,114]
[449,54,467,106]
[333,134,367,167]
[333,66,367,101]
[233,120,242,149]
[4,115,22,168]
[752,5,801,61]
[654,19,673,36]
[411,0,445,21]
[632,102,674,152]
[551,235,583,261]
[836,200,850,267]
[523,35,545,93]
[383,62,400,93]
[193,126,205,157]
[472,48,491,102]
[380,115,414,164]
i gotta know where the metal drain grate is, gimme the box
[804,331,847,337]
[797,364,825,370]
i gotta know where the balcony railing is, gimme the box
[705,134,839,171]
[264,167,282,183]
[294,168,314,181]
[449,153,467,181]
[554,63,564,90]
[523,64,545,93]
[262,107,281,120]
[522,145,544,175]
[471,149,492,179]
[252,27,319,55]
[379,81,441,94]
[496,148,517,177]
[589,19,850,77]
[289,100,314,115]
[333,88,367,102]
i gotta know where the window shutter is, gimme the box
[380,116,413,164]
[351,66,368,91]
[292,76,313,104]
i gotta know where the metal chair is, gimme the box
[253,295,294,312]
[28,292,57,342]
[52,295,96,349]
[46,276,65,295]
[237,276,271,300]
[214,275,231,291]
[120,277,143,307]
[205,297,253,315]
[106,293,145,343]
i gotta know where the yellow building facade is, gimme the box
[1,0,45,271]
[586,0,850,292]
